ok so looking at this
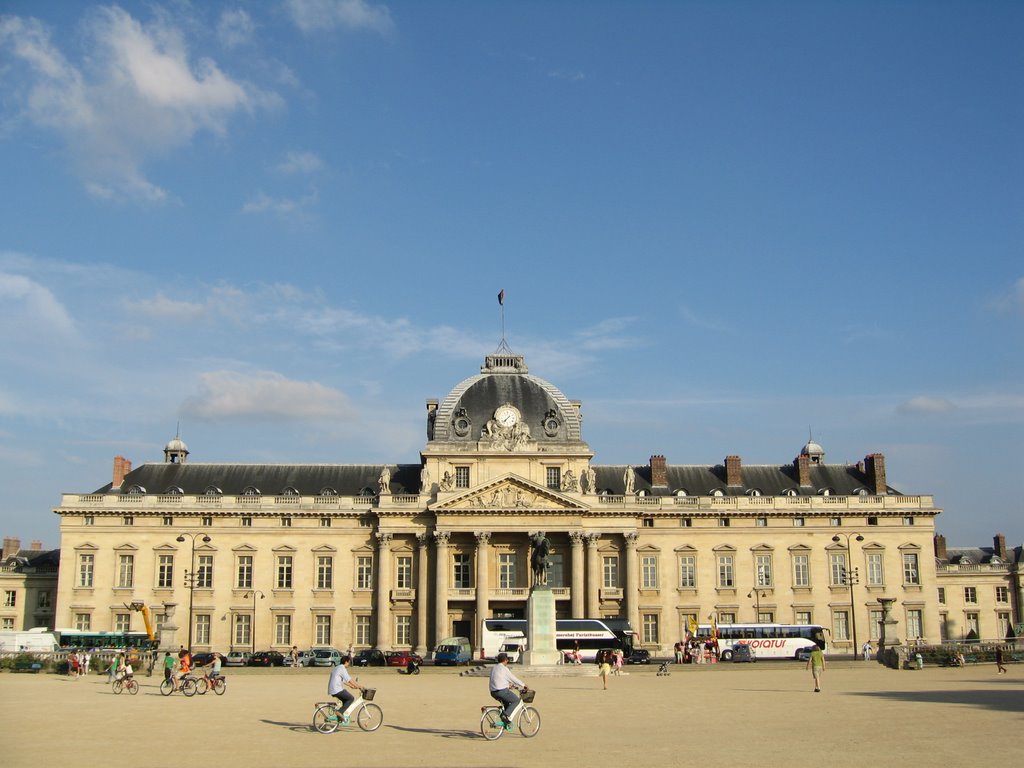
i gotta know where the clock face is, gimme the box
[495,405,520,428]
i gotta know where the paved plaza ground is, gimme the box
[2,661,1020,767]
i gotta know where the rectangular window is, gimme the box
[718,612,736,625]
[117,554,135,588]
[902,553,920,585]
[718,518,730,528]
[277,556,293,589]
[84,515,94,526]
[678,555,696,588]
[162,516,173,526]
[546,553,565,588]
[642,518,654,528]
[74,613,91,631]
[717,555,734,588]
[275,614,291,645]
[37,591,51,609]
[316,615,333,646]
[966,612,979,637]
[866,553,884,586]
[998,612,1010,639]
[906,609,923,641]
[234,614,251,646]
[830,517,842,527]
[78,554,94,587]
[395,615,411,646]
[3,590,16,607]
[793,517,805,527]
[320,517,332,528]
[829,553,847,586]
[793,554,810,587]
[396,556,413,589]
[123,516,134,526]
[201,516,212,527]
[867,516,879,526]
[499,553,518,589]
[869,609,883,641]
[241,517,252,527]
[354,615,371,646]
[455,466,470,488]
[280,517,292,527]
[318,556,335,590]
[755,517,767,527]
[679,517,692,527]
[995,586,1009,603]
[603,556,619,588]
[114,613,131,632]
[939,613,949,641]
[355,556,371,590]
[758,611,774,624]
[641,555,658,589]
[755,554,773,588]
[833,610,849,641]
[236,555,253,589]
[902,516,914,526]
[937,587,946,604]
[157,554,174,589]
[196,555,213,588]
[795,610,812,625]
[546,467,561,490]
[642,613,659,644]
[964,587,977,604]
[194,614,211,645]
[453,554,472,589]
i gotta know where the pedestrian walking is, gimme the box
[598,649,612,690]
[995,646,1007,674]
[862,641,872,661]
[806,646,825,692]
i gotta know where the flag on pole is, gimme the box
[498,289,505,306]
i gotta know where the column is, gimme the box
[586,533,601,616]
[570,531,585,618]
[474,531,491,659]
[415,533,430,657]
[624,531,640,633]
[433,531,450,651]
[375,532,393,649]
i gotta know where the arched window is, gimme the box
[127,485,146,495]
[242,486,261,496]
[204,486,222,496]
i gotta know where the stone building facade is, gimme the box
[1,538,59,632]
[52,350,962,657]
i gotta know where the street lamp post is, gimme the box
[748,590,767,622]
[243,590,265,654]
[832,532,865,659]
[176,532,211,652]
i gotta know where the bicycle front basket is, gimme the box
[520,689,536,704]
[363,688,376,701]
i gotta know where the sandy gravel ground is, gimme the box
[2,661,1019,768]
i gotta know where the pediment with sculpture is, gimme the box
[431,474,586,512]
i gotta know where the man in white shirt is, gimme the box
[488,653,526,730]
[328,656,366,723]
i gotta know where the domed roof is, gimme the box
[430,352,584,445]
[801,439,825,461]
[165,437,189,453]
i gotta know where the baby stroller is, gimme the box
[656,661,671,676]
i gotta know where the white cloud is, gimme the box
[276,150,323,174]
[899,396,957,415]
[217,9,256,49]
[0,272,77,337]
[284,0,394,35]
[182,370,353,422]
[548,70,585,82]
[122,293,209,322]
[241,188,319,218]
[0,7,278,203]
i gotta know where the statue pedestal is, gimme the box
[522,586,560,666]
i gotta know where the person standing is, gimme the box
[995,646,1008,674]
[862,641,873,661]
[290,646,300,668]
[328,655,366,724]
[489,652,526,730]
[163,651,175,682]
[807,646,825,692]
[598,650,612,690]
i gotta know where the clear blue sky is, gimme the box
[0,1,1020,549]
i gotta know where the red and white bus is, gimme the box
[697,623,826,660]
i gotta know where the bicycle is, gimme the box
[195,673,227,695]
[112,675,139,695]
[480,687,540,740]
[159,673,200,697]
[312,689,383,733]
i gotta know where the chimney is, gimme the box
[795,455,811,487]
[2,537,20,559]
[994,533,1007,561]
[30,540,42,551]
[725,455,742,487]
[650,455,667,487]
[112,455,132,489]
[933,534,947,561]
[865,453,887,495]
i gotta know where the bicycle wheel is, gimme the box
[480,708,504,741]
[212,677,226,695]
[181,677,198,697]
[195,677,209,695]
[313,704,340,734]
[112,679,124,695]
[159,678,173,696]
[126,679,139,695]
[518,706,541,737]
[357,702,383,732]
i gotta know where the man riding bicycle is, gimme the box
[327,655,366,724]
[488,652,526,731]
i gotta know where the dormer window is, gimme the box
[711,489,725,497]
[281,487,299,496]
[674,489,688,497]
[204,486,222,496]
[782,489,798,497]
[818,488,834,496]
[127,485,146,495]
[242,487,261,496]
[319,487,338,497]
[747,489,762,497]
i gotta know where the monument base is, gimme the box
[522,585,561,666]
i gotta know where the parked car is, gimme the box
[311,648,343,667]
[386,651,423,667]
[298,649,317,667]
[190,652,221,667]
[728,643,756,663]
[247,650,286,667]
[353,649,389,667]
[625,649,651,665]
[222,651,251,667]
[434,636,472,666]
[795,646,816,662]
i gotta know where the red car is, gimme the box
[386,651,423,667]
